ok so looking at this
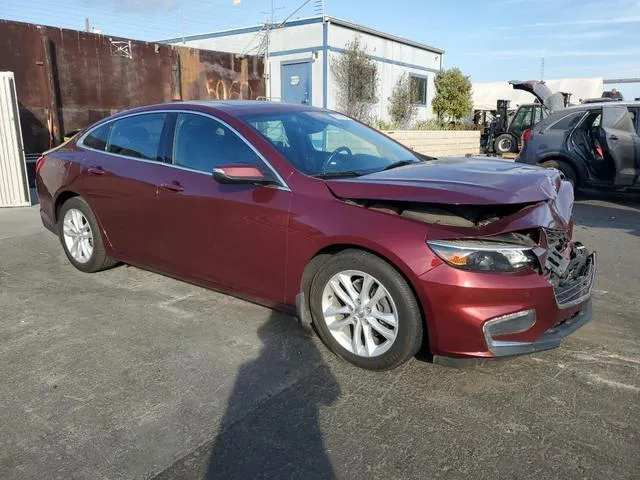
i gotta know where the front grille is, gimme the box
[542,228,595,308]
[544,229,570,277]
[553,251,595,308]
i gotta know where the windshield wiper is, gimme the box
[380,160,420,172]
[313,171,363,179]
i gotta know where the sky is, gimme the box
[1,0,639,99]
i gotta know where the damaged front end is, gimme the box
[342,178,594,300]
[334,176,596,362]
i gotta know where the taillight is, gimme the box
[521,128,531,145]
[35,155,45,174]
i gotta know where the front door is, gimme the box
[601,105,638,186]
[281,61,311,104]
[155,112,291,303]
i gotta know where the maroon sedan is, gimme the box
[35,101,595,370]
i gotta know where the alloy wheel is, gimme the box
[62,208,94,264]
[321,270,399,357]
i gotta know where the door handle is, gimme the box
[160,182,184,192]
[610,135,619,141]
[87,166,105,175]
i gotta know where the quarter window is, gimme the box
[173,113,262,173]
[83,123,112,151]
[549,111,585,130]
[107,113,167,160]
[410,75,428,105]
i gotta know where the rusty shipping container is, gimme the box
[0,19,265,162]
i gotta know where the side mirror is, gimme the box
[212,165,276,185]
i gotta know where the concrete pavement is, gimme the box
[0,192,638,479]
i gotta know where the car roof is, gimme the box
[179,100,318,115]
[98,100,320,124]
[563,101,640,112]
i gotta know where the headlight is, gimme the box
[427,239,538,273]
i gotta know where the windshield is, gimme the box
[241,110,419,177]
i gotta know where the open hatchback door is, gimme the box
[509,80,565,112]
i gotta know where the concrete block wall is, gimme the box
[383,130,480,157]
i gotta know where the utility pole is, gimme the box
[180,7,185,45]
[85,18,90,32]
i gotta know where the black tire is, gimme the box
[494,133,518,154]
[58,196,118,273]
[308,249,423,370]
[541,159,578,188]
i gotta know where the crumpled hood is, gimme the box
[325,157,564,206]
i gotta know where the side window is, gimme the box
[628,109,638,134]
[83,123,112,151]
[549,111,585,130]
[107,113,167,160]
[173,113,262,173]
[603,106,635,133]
[533,106,544,124]
[510,107,533,129]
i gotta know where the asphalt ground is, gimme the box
[1,190,638,480]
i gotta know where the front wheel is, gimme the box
[540,159,578,188]
[308,250,423,370]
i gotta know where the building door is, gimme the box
[281,61,311,104]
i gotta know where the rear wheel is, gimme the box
[308,249,423,370]
[541,159,578,188]
[58,197,118,273]
[494,133,518,154]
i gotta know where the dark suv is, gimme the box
[517,102,640,190]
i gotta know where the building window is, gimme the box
[410,75,427,105]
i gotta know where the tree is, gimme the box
[432,67,473,123]
[388,74,417,129]
[331,37,379,123]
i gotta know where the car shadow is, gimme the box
[154,312,340,480]
[573,189,640,237]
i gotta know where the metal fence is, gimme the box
[0,71,30,207]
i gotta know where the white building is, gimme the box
[164,16,444,122]
[472,78,605,111]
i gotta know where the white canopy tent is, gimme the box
[472,78,604,111]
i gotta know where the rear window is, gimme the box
[83,123,112,151]
[549,111,585,130]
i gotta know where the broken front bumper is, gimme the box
[420,251,596,367]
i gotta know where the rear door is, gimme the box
[601,105,638,185]
[78,112,173,267]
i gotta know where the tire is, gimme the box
[494,133,518,154]
[540,159,578,188]
[308,249,423,370]
[58,196,118,273]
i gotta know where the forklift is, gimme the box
[484,80,571,155]
[485,100,548,155]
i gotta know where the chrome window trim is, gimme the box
[77,109,291,191]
